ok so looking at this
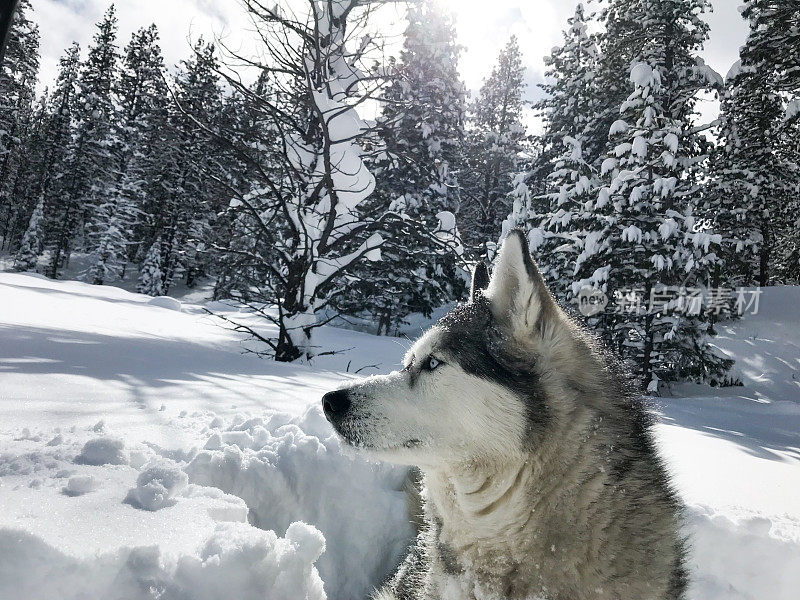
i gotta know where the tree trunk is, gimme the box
[759,224,771,287]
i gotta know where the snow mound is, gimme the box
[63,475,96,496]
[124,462,188,511]
[147,296,182,311]
[174,521,326,600]
[186,405,414,600]
[687,506,800,600]
[0,522,326,600]
[74,437,127,466]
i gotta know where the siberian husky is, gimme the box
[322,230,687,600]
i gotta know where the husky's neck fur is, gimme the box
[420,407,626,598]
[427,458,534,541]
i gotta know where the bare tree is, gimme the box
[201,0,462,361]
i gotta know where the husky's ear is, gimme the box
[486,230,556,336]
[470,262,490,303]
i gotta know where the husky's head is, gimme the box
[323,230,602,468]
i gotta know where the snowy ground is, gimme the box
[0,271,798,599]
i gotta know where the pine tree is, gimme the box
[0,0,40,250]
[536,3,602,164]
[461,36,528,258]
[50,6,119,278]
[210,75,280,301]
[116,25,169,266]
[13,194,44,272]
[154,38,223,293]
[137,238,164,296]
[777,110,800,283]
[40,43,81,278]
[346,0,468,332]
[376,0,466,216]
[520,0,732,388]
[709,1,800,286]
[526,4,602,298]
[87,25,168,285]
[578,62,731,388]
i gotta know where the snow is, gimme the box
[74,437,128,466]
[64,474,97,496]
[630,61,656,87]
[632,135,648,158]
[125,461,189,511]
[664,132,680,153]
[1,272,799,600]
[787,99,800,121]
[609,119,628,136]
[186,405,413,596]
[0,522,326,600]
[726,59,743,82]
[148,295,182,311]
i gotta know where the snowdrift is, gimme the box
[186,406,413,597]
[0,522,326,600]
[1,272,799,599]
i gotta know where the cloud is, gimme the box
[32,0,248,90]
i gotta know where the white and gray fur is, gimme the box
[322,230,687,600]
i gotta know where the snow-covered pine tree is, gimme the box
[210,74,279,301]
[708,1,800,286]
[536,4,604,171]
[40,43,82,278]
[778,106,800,284]
[50,6,119,278]
[74,3,119,229]
[461,35,528,258]
[512,0,731,388]
[346,0,468,332]
[136,237,164,296]
[0,0,40,250]
[87,25,168,285]
[13,194,44,272]
[524,3,602,300]
[376,0,465,217]
[155,38,223,293]
[577,61,731,389]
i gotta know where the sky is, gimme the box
[31,0,749,130]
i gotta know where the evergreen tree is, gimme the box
[0,0,40,250]
[346,0,468,333]
[777,109,800,283]
[461,36,528,258]
[708,1,800,286]
[13,194,44,272]
[577,62,731,388]
[515,0,732,388]
[526,4,602,297]
[116,25,170,266]
[40,43,82,278]
[50,6,119,278]
[137,238,164,296]
[87,25,167,284]
[210,75,280,301]
[535,3,602,166]
[376,0,465,215]
[155,39,223,293]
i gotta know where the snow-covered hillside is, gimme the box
[0,272,798,599]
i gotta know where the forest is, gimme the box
[1,0,799,390]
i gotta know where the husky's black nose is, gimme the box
[322,389,351,423]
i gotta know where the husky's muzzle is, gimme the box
[321,388,351,428]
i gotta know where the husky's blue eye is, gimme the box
[424,357,442,371]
